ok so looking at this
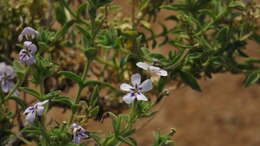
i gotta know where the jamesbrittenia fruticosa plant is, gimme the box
[0,0,259,145]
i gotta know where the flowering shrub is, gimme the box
[0,0,259,145]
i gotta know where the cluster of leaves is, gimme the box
[0,0,259,145]
[160,0,260,88]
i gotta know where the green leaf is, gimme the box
[84,47,97,60]
[22,127,42,135]
[76,2,88,17]
[149,53,166,61]
[120,55,129,68]
[55,5,67,24]
[118,136,136,146]
[165,15,179,22]
[108,112,120,134]
[83,80,115,90]
[59,71,84,86]
[244,72,259,87]
[54,20,75,41]
[142,111,158,118]
[89,106,99,117]
[180,71,201,91]
[157,77,168,93]
[19,87,42,100]
[252,32,260,44]
[140,47,150,56]
[160,4,187,11]
[52,96,73,107]
[152,130,174,146]
[89,86,99,106]
[45,90,61,99]
[13,61,26,80]
[122,129,135,137]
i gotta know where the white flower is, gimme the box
[120,73,153,104]
[19,41,38,66]
[23,100,48,124]
[18,27,39,42]
[136,62,168,76]
[71,123,89,144]
[23,41,38,55]
[0,62,18,95]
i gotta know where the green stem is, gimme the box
[40,78,45,94]
[11,132,32,145]
[69,60,91,124]
[126,101,137,130]
[167,49,190,70]
[60,0,88,25]
[82,60,91,80]
[37,116,50,145]
[69,84,83,125]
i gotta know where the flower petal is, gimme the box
[24,106,34,115]
[71,123,79,129]
[36,105,45,116]
[136,93,148,101]
[155,69,168,76]
[24,41,37,55]
[26,112,36,124]
[148,66,161,72]
[1,80,14,93]
[73,134,81,144]
[136,62,149,70]
[122,93,135,104]
[131,73,141,87]
[79,133,89,139]
[19,49,36,66]
[18,34,23,42]
[120,83,134,92]
[19,27,38,42]
[139,79,152,92]
[5,65,15,79]
[37,100,49,106]
[13,90,19,96]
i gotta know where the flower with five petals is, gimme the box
[120,73,153,104]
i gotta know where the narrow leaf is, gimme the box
[59,71,83,85]
[180,71,201,91]
[244,72,259,87]
[19,87,42,100]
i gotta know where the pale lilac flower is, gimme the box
[120,73,152,104]
[18,27,39,42]
[23,41,37,54]
[23,100,49,124]
[71,123,89,144]
[136,62,168,76]
[0,62,18,95]
[19,41,37,65]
